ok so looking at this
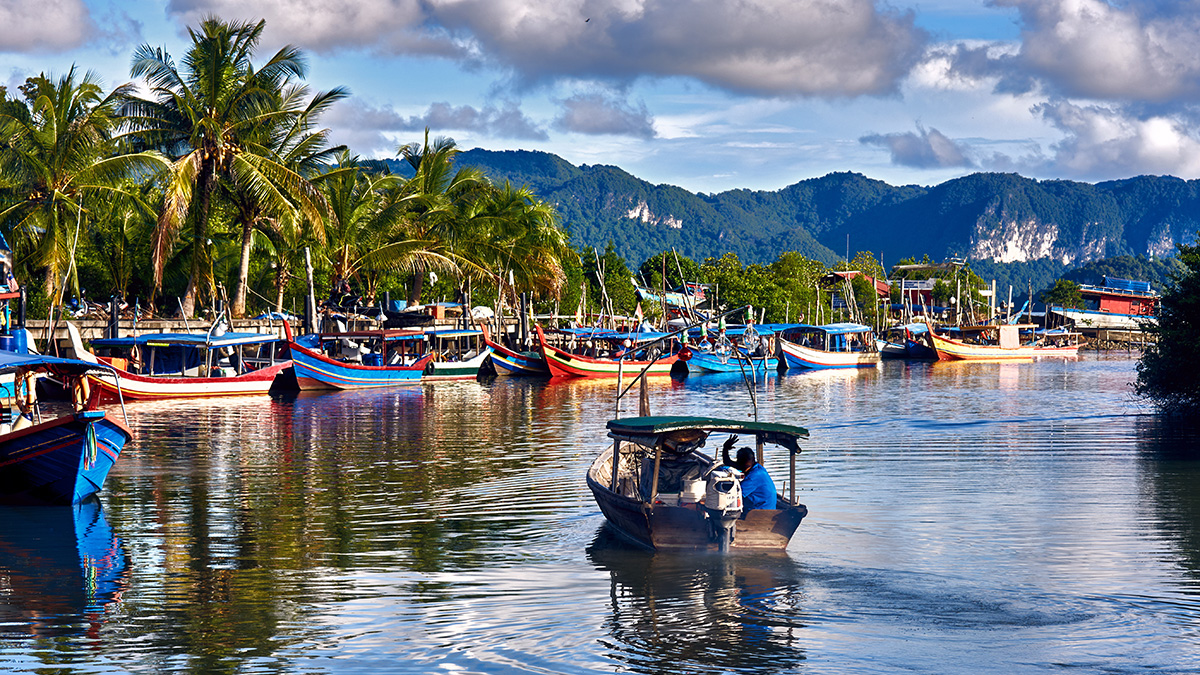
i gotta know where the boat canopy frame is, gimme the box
[605,415,809,507]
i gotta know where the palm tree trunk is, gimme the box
[182,164,216,319]
[274,264,289,312]
[408,273,424,306]
[232,218,253,318]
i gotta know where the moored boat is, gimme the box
[422,328,493,381]
[927,321,1037,361]
[876,322,937,360]
[535,325,682,379]
[0,351,132,505]
[1034,328,1083,357]
[479,325,548,376]
[1049,276,1158,330]
[84,329,292,401]
[587,416,809,551]
[286,324,433,390]
[777,323,881,369]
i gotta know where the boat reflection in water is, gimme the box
[587,526,807,674]
[0,500,127,638]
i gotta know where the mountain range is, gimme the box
[378,150,1200,291]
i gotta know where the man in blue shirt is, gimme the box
[722,436,777,512]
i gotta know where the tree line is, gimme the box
[0,18,573,320]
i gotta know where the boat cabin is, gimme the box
[779,323,877,353]
[1079,276,1159,317]
[89,332,288,377]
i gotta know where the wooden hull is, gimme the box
[0,411,131,505]
[88,359,291,400]
[422,348,493,381]
[929,332,1035,361]
[290,342,429,390]
[778,338,881,369]
[1034,345,1081,358]
[586,448,805,551]
[536,326,678,378]
[686,350,778,374]
[877,340,908,359]
[483,339,549,376]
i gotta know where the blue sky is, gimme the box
[5,1,1200,193]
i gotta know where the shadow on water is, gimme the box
[0,500,128,640]
[1137,416,1200,581]
[585,524,807,675]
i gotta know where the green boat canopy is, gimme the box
[606,415,808,453]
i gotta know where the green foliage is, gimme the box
[1041,279,1084,309]
[1137,234,1200,414]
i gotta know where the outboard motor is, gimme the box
[704,466,743,551]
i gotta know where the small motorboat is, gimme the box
[587,416,809,552]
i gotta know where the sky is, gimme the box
[5,0,1200,194]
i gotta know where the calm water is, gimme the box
[3,354,1200,674]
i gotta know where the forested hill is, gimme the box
[377,150,1200,277]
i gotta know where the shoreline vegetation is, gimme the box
[1,16,1195,413]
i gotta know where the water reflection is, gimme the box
[587,525,806,675]
[0,500,127,639]
[1136,417,1200,583]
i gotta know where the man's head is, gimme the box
[734,447,756,472]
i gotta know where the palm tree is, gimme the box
[462,181,573,305]
[0,67,164,303]
[395,130,491,305]
[121,17,329,317]
[395,133,575,308]
[315,154,459,306]
[222,83,347,317]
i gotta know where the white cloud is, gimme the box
[554,92,655,138]
[1030,100,1200,178]
[0,0,95,52]
[994,0,1200,102]
[324,97,547,155]
[860,124,974,168]
[165,0,928,98]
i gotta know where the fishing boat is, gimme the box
[876,322,937,360]
[777,323,881,369]
[479,325,548,376]
[285,322,433,390]
[535,325,683,379]
[83,328,291,401]
[587,416,809,551]
[926,321,1037,361]
[422,328,493,381]
[1034,328,1083,357]
[0,351,132,505]
[685,325,778,374]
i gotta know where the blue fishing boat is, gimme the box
[684,323,780,374]
[686,348,778,374]
[0,351,132,505]
[286,323,434,390]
